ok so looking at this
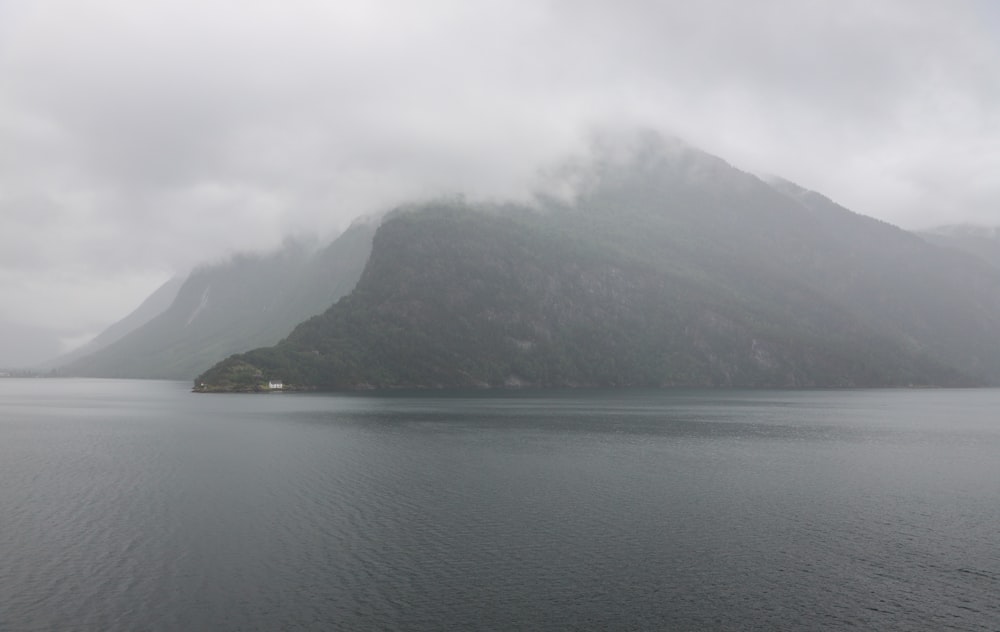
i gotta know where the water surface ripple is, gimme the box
[1,380,999,630]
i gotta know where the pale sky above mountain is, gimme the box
[2,0,1000,366]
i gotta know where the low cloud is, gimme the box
[3,0,1000,364]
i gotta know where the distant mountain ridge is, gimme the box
[60,218,377,379]
[41,275,186,370]
[919,224,1000,273]
[196,133,1000,391]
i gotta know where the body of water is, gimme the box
[1,379,999,630]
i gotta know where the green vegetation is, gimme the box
[194,361,266,392]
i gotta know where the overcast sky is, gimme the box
[3,0,1000,366]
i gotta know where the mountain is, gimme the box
[60,218,377,380]
[196,133,1000,391]
[766,180,1000,381]
[40,275,186,370]
[919,224,1000,272]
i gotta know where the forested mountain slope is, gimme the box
[196,135,1000,390]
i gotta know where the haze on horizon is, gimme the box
[3,0,1000,367]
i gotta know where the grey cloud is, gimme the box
[3,0,1000,365]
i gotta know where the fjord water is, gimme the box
[2,380,998,631]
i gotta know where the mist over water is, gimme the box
[2,380,999,630]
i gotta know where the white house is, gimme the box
[268,381,284,390]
